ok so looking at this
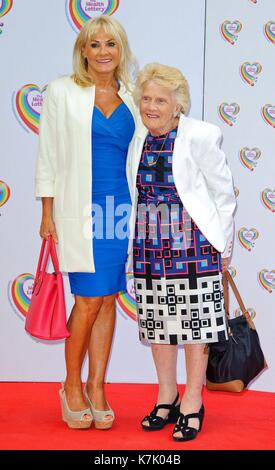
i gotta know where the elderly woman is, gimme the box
[35,16,137,429]
[127,63,236,441]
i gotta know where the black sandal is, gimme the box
[141,393,180,431]
[173,404,205,442]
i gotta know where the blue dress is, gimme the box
[68,102,135,297]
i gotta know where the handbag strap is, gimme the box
[34,238,48,281]
[49,236,60,274]
[36,236,60,279]
[223,270,255,329]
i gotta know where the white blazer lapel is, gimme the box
[127,120,147,202]
[171,114,192,194]
[118,83,138,123]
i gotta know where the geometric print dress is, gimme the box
[133,128,228,345]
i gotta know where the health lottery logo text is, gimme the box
[9,273,34,318]
[239,147,261,171]
[0,0,13,34]
[264,21,275,44]
[258,270,275,293]
[12,84,47,134]
[237,227,259,251]
[116,272,137,322]
[240,62,262,86]
[261,188,275,213]
[261,104,275,128]
[66,0,120,33]
[220,20,242,45]
[218,103,240,126]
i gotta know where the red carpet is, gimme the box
[0,383,274,450]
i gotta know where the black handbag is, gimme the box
[206,270,267,392]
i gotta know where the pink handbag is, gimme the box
[25,235,70,340]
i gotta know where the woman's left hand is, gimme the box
[221,257,230,274]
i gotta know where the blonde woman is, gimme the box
[36,16,137,429]
[127,63,236,441]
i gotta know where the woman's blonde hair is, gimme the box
[72,16,136,88]
[133,63,190,115]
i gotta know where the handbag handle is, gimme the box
[223,270,255,329]
[34,236,60,284]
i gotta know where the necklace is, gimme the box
[144,131,170,167]
[96,87,116,93]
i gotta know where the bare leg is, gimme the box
[142,343,178,425]
[86,294,116,418]
[173,343,208,437]
[64,295,103,412]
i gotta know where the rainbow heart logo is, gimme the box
[238,227,259,251]
[239,147,261,171]
[240,62,262,86]
[261,188,275,212]
[234,187,240,198]
[66,0,120,33]
[218,103,240,126]
[0,0,13,34]
[0,180,10,208]
[13,84,47,134]
[228,266,237,278]
[234,308,256,320]
[264,21,275,44]
[220,20,242,45]
[116,272,137,321]
[258,270,275,293]
[0,0,13,18]
[9,273,34,318]
[261,104,275,128]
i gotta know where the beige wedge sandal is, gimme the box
[84,386,115,430]
[59,384,93,429]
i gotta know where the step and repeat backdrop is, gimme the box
[204,0,275,391]
[0,0,205,383]
[0,1,274,390]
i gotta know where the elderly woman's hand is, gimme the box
[221,257,230,274]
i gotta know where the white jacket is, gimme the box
[126,114,236,260]
[35,75,137,272]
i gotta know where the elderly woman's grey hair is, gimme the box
[133,63,190,115]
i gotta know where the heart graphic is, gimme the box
[262,104,275,128]
[264,21,275,44]
[261,188,275,212]
[116,272,137,321]
[14,84,47,134]
[66,0,120,32]
[238,227,259,251]
[0,0,13,18]
[234,187,240,198]
[0,180,10,207]
[239,147,261,171]
[218,103,240,126]
[220,20,242,45]
[240,62,262,86]
[249,0,257,4]
[258,270,275,293]
[228,266,237,278]
[234,308,256,320]
[9,273,34,317]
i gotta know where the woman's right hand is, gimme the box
[40,216,58,243]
